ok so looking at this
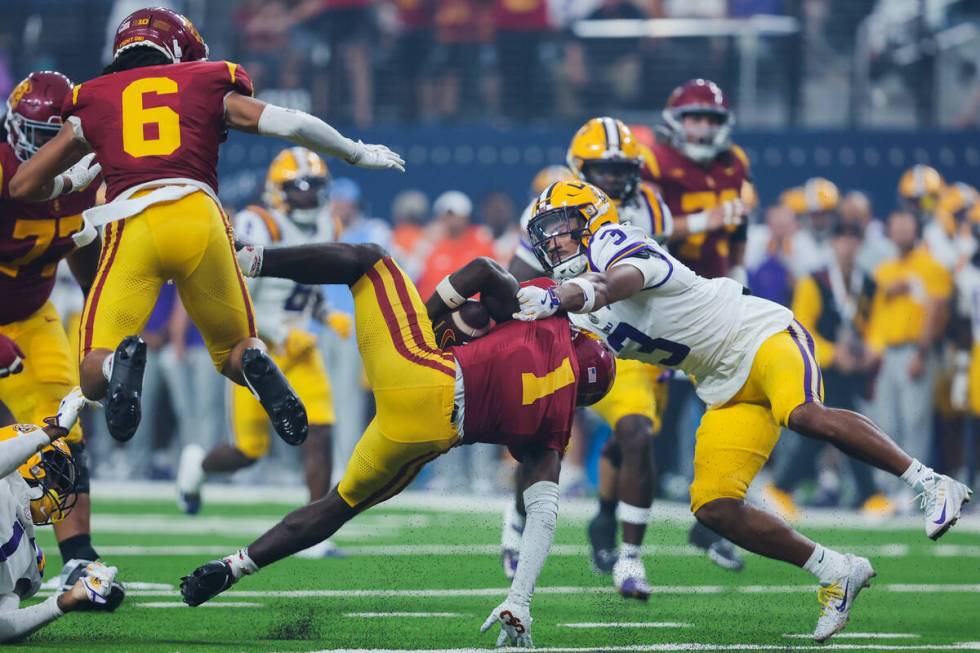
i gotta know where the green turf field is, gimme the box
[13,489,980,652]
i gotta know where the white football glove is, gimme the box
[70,562,119,606]
[237,244,264,278]
[53,387,99,432]
[345,140,406,172]
[480,599,533,648]
[63,153,102,193]
[513,285,560,322]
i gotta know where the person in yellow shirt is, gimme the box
[763,221,884,518]
[866,210,952,503]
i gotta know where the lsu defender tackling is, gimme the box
[9,7,403,452]
[181,241,614,648]
[515,179,972,642]
[176,147,349,521]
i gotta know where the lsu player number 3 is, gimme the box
[517,180,973,643]
[9,7,404,449]
[181,241,615,649]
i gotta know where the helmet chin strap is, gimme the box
[552,253,587,281]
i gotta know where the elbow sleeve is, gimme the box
[256,104,355,161]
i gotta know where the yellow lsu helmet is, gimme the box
[899,164,944,214]
[935,182,976,230]
[264,147,330,222]
[780,177,840,215]
[0,425,77,525]
[530,165,575,197]
[526,180,618,280]
[567,117,644,201]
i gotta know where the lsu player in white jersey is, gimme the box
[515,180,973,643]
[0,388,117,640]
[177,148,350,522]
[504,118,678,600]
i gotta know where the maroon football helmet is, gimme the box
[662,78,734,164]
[111,7,209,64]
[5,71,72,162]
[571,330,616,407]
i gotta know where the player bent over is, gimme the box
[0,388,117,641]
[9,7,404,449]
[181,243,615,647]
[515,180,973,643]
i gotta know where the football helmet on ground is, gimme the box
[0,425,77,525]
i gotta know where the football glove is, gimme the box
[68,561,119,606]
[237,244,264,278]
[52,387,99,433]
[63,153,102,193]
[513,285,560,322]
[325,311,353,340]
[284,329,318,359]
[345,140,406,172]
[0,335,24,378]
[480,599,533,648]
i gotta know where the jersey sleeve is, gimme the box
[59,84,80,120]
[586,223,672,289]
[221,61,254,97]
[638,185,673,242]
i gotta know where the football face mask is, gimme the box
[527,207,590,281]
[20,439,78,525]
[581,160,641,202]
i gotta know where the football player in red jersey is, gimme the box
[180,242,615,647]
[643,79,752,570]
[0,71,125,609]
[9,7,404,449]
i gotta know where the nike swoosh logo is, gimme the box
[836,579,850,613]
[933,500,948,525]
[818,551,825,564]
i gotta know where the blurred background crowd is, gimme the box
[4,0,980,520]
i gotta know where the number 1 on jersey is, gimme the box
[122,77,181,158]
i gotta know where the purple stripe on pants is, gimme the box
[794,320,823,398]
[786,323,814,403]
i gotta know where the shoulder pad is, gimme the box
[236,205,281,244]
[730,144,751,173]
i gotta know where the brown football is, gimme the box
[433,300,492,349]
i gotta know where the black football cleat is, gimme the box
[241,348,308,445]
[105,336,147,442]
[688,521,744,572]
[181,560,235,607]
[587,511,618,574]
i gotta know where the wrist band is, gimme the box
[562,277,596,313]
[686,211,708,233]
[436,275,467,309]
[46,175,65,201]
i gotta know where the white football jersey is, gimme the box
[570,222,793,407]
[956,262,980,344]
[513,184,673,274]
[0,474,41,599]
[235,205,337,348]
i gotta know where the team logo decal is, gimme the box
[9,79,31,107]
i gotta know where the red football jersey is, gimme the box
[0,143,99,324]
[61,60,253,202]
[643,142,750,279]
[452,315,577,461]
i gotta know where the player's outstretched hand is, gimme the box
[63,153,102,193]
[51,386,100,433]
[69,562,119,606]
[513,285,560,322]
[345,140,406,172]
[480,599,534,648]
[237,244,264,278]
[0,334,24,378]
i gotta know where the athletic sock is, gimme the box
[102,355,114,382]
[620,542,641,559]
[598,498,617,519]
[900,459,935,489]
[803,544,849,583]
[223,548,258,581]
[58,534,99,564]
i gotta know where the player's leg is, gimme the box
[588,437,620,573]
[248,241,389,287]
[174,193,306,446]
[292,349,336,501]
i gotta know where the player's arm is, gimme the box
[223,93,405,172]
[425,256,520,324]
[0,389,94,479]
[8,124,98,201]
[481,447,559,647]
[668,199,744,241]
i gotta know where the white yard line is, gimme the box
[136,601,263,608]
[295,643,980,652]
[560,622,694,629]
[77,513,429,537]
[784,633,920,639]
[344,612,465,618]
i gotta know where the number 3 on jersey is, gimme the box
[122,77,181,158]
[607,322,690,366]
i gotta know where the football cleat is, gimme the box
[917,474,973,540]
[241,348,308,446]
[105,336,146,442]
[60,558,126,612]
[587,512,618,574]
[181,560,236,607]
[813,554,875,643]
[689,521,744,571]
[176,444,206,515]
[612,553,651,602]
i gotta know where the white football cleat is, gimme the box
[176,444,206,515]
[917,474,973,540]
[813,554,875,643]
[612,553,651,602]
